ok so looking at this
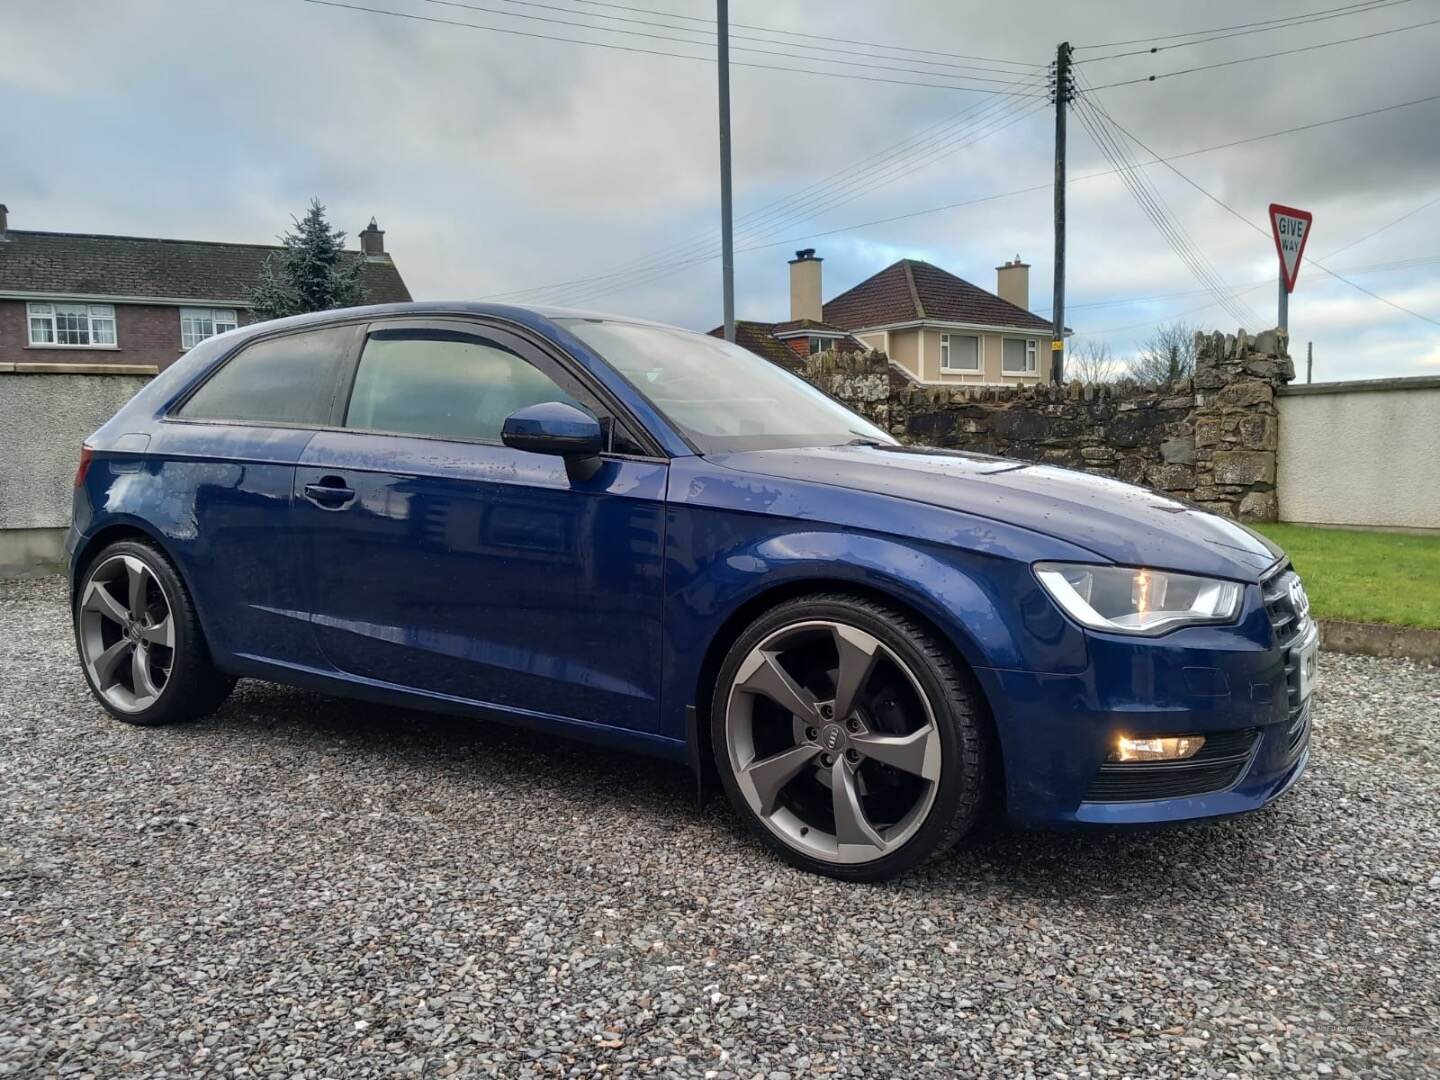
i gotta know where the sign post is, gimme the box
[1269,203,1313,333]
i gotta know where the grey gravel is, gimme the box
[1,574,1438,1078]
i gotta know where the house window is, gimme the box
[27,302,117,347]
[1002,337,1038,375]
[940,333,980,372]
[180,307,239,350]
[808,335,835,355]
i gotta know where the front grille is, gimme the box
[1084,729,1259,803]
[1263,561,1316,726]
[1262,562,1308,648]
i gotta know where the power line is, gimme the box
[1068,283,1272,339]
[478,0,1046,77]
[421,0,1042,86]
[300,0,1049,95]
[1084,92,1440,330]
[1088,15,1440,89]
[1077,0,1418,58]
[542,0,1038,66]
[501,91,1043,303]
[554,92,1052,306]
[498,78,1053,304]
[1071,88,1258,325]
[1319,192,1440,260]
[1039,254,1440,314]
[486,91,1440,303]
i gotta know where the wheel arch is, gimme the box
[70,520,189,605]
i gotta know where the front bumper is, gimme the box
[975,599,1314,829]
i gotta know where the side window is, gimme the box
[177,327,351,425]
[344,330,588,444]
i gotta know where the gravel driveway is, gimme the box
[2,576,1437,1078]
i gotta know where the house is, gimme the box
[709,250,869,370]
[0,204,411,372]
[793,249,1057,385]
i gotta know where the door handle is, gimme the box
[303,477,356,508]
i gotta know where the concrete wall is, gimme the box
[0,370,152,575]
[1278,377,1440,530]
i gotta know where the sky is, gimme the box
[3,0,1439,380]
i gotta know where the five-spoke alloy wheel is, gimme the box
[712,594,986,881]
[74,540,234,725]
[78,553,176,713]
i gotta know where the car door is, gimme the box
[291,318,669,732]
[154,322,361,668]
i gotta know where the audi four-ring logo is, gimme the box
[1288,577,1311,621]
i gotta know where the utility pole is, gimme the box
[1050,41,1072,385]
[717,0,735,342]
[1306,340,1313,383]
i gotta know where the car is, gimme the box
[67,302,1317,881]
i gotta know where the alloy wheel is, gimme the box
[78,554,175,713]
[724,619,941,865]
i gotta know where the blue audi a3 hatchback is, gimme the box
[69,302,1316,880]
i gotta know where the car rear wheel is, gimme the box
[711,593,987,881]
[74,540,235,726]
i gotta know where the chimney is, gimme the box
[359,217,386,257]
[0,204,8,242]
[995,254,1030,310]
[788,248,823,322]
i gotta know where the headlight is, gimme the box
[1034,562,1243,635]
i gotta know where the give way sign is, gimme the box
[1269,203,1313,293]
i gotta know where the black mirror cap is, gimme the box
[501,401,604,458]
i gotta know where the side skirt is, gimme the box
[227,651,689,764]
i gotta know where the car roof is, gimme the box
[230,301,696,340]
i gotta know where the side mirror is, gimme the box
[501,401,605,481]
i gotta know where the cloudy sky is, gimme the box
[4,0,1438,379]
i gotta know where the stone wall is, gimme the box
[803,328,1293,522]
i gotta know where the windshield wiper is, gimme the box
[845,436,885,447]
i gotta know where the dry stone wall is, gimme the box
[801,329,1293,522]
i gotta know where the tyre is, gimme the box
[73,539,235,726]
[711,593,987,882]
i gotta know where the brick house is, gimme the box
[0,204,411,373]
[734,249,1059,386]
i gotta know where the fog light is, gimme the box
[1110,734,1206,763]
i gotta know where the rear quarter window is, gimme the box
[176,326,352,425]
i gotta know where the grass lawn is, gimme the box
[1254,523,1440,630]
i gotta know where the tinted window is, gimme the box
[561,318,893,453]
[345,331,584,443]
[178,327,350,425]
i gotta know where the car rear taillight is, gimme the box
[75,445,94,488]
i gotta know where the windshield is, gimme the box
[561,318,895,454]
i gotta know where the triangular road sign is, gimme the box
[1270,203,1313,293]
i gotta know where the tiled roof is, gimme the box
[823,258,1050,333]
[708,320,808,371]
[770,318,853,335]
[0,230,411,305]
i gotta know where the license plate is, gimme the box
[1295,630,1320,701]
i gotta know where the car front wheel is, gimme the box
[74,540,235,726]
[711,593,987,881]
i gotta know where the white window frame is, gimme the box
[1002,336,1039,375]
[26,302,117,348]
[180,307,240,350]
[939,332,981,373]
